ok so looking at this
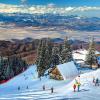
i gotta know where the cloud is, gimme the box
[47,3,56,7]
[20,0,28,7]
[0,3,100,17]
[21,0,27,3]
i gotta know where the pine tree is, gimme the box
[0,56,3,78]
[0,55,27,81]
[3,65,14,80]
[85,38,97,68]
[36,39,48,77]
[45,38,53,69]
[59,44,63,55]
[60,37,73,64]
[36,38,53,77]
[0,56,5,80]
[36,39,43,66]
[51,45,61,67]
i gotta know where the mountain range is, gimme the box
[0,13,100,31]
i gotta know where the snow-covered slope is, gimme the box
[73,49,87,62]
[63,69,100,100]
[0,63,100,100]
[73,49,100,64]
[0,64,71,99]
[1,65,38,86]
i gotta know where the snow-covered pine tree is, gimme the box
[3,64,14,80]
[0,56,4,80]
[59,44,63,55]
[85,38,97,68]
[36,39,43,66]
[60,37,73,64]
[44,38,53,69]
[36,39,52,77]
[51,45,61,67]
[0,55,27,81]
[6,58,14,79]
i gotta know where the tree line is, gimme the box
[0,56,28,81]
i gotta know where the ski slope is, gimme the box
[0,64,100,100]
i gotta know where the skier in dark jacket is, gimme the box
[51,87,54,93]
[43,85,45,91]
[26,86,29,89]
[95,78,99,86]
[93,77,95,83]
[18,86,20,90]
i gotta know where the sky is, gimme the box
[0,0,100,17]
[0,0,100,7]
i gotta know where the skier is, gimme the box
[26,86,29,89]
[18,86,20,90]
[40,77,41,81]
[75,79,78,86]
[73,84,76,92]
[93,77,95,83]
[51,87,54,93]
[43,85,45,91]
[95,78,99,86]
[77,82,81,92]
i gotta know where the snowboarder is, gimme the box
[51,87,54,93]
[43,85,45,91]
[73,84,76,92]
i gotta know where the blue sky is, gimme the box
[0,0,100,7]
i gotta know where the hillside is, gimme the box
[0,38,100,65]
[0,38,38,64]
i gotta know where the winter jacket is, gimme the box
[73,84,76,89]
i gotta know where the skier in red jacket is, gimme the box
[73,84,76,92]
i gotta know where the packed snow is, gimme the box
[0,62,100,100]
[73,49,100,64]
[73,49,87,61]
[0,49,100,100]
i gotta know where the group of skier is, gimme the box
[73,78,81,92]
[73,76,100,92]
[43,85,54,93]
[18,85,29,90]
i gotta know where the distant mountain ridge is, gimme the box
[11,37,34,44]
[0,13,100,31]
